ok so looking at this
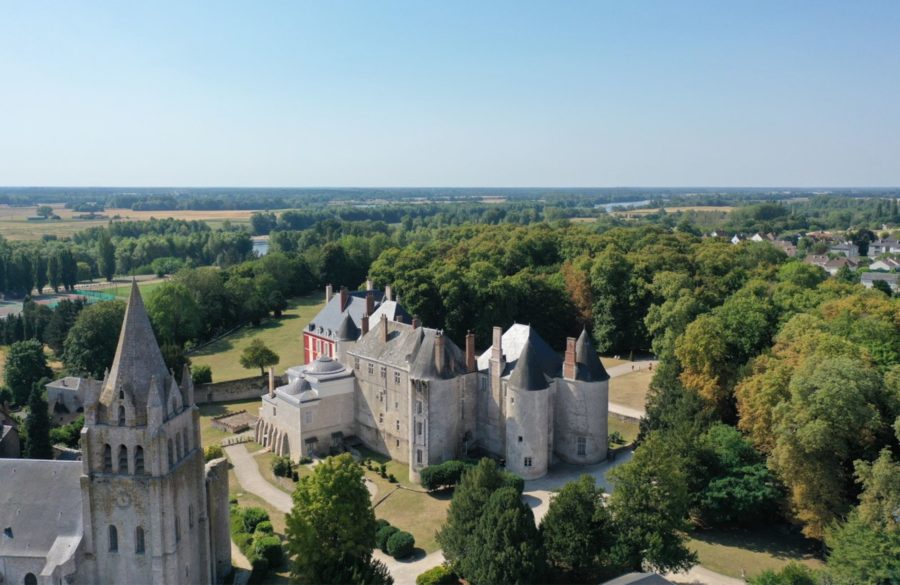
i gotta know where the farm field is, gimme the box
[0,204,266,240]
[190,293,325,382]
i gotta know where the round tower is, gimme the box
[504,333,551,480]
[555,329,609,464]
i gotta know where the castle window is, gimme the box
[416,400,423,415]
[118,405,126,426]
[175,517,181,542]
[396,420,400,431]
[167,439,174,468]
[176,433,183,459]
[108,525,118,552]
[303,410,313,425]
[416,449,422,464]
[394,371,400,385]
[380,366,386,379]
[119,389,124,400]
[24,574,37,585]
[518,436,523,443]
[189,505,194,529]
[378,413,383,424]
[524,457,533,468]
[416,422,423,436]
[135,527,145,554]
[461,399,465,419]
[118,445,128,474]
[577,437,587,456]
[354,357,360,370]
[396,439,400,448]
[367,363,374,376]
[394,401,398,411]
[103,444,112,472]
[183,431,190,452]
[135,446,145,475]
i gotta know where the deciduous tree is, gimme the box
[4,339,52,405]
[239,339,279,376]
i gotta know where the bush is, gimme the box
[247,554,270,585]
[420,460,468,490]
[388,473,397,483]
[254,520,274,535]
[233,531,253,552]
[254,535,284,566]
[376,525,399,552]
[501,470,525,494]
[379,463,388,478]
[375,518,391,532]
[387,530,415,559]
[609,431,625,445]
[192,364,213,385]
[299,455,312,464]
[204,444,224,462]
[416,564,458,585]
[242,507,270,534]
[272,455,294,478]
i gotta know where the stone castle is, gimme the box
[257,284,609,481]
[0,282,231,585]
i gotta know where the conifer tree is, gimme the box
[25,383,52,459]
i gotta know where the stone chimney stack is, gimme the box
[491,326,503,365]
[366,278,374,291]
[563,337,577,380]
[366,290,374,316]
[361,314,370,336]
[325,284,333,303]
[268,367,276,397]
[385,284,393,301]
[434,331,445,376]
[412,315,420,329]
[395,314,404,324]
[381,313,389,343]
[339,286,349,311]
[466,331,476,373]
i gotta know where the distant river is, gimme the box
[596,199,653,212]
[252,238,269,256]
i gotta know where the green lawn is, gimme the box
[609,369,652,411]
[190,293,325,382]
[108,279,167,299]
[688,526,825,578]
[255,451,312,493]
[198,398,261,448]
[608,416,640,446]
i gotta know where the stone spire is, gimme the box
[99,280,170,408]
[509,331,549,391]
[575,328,609,382]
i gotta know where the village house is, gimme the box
[868,258,900,272]
[861,272,899,292]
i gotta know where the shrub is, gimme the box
[192,364,213,385]
[379,463,388,477]
[254,520,274,535]
[254,535,284,566]
[420,460,468,490]
[242,507,270,534]
[376,525,399,552]
[389,473,397,483]
[204,444,224,462]
[233,531,253,553]
[609,431,625,445]
[416,564,458,585]
[387,530,415,559]
[501,471,525,494]
[299,455,312,464]
[375,518,391,532]
[272,455,294,478]
[247,554,270,585]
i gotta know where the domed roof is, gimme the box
[308,356,344,374]
[283,377,312,396]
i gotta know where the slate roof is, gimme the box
[509,333,551,391]
[601,573,674,585]
[862,272,898,286]
[476,324,562,379]
[348,319,467,380]
[336,313,360,341]
[307,290,386,340]
[575,328,609,382]
[0,460,83,558]
[99,280,171,409]
[370,300,411,324]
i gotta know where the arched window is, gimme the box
[103,444,112,472]
[135,526,145,554]
[24,573,37,585]
[118,405,126,426]
[108,525,118,552]
[134,445,145,475]
[118,389,124,400]
[189,505,194,529]
[118,445,128,474]
[167,438,174,468]
[176,433,183,459]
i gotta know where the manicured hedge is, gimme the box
[386,530,415,559]
[254,535,285,566]
[254,520,274,535]
[416,564,459,585]
[242,507,270,534]
[230,505,280,583]
[419,460,468,490]
[376,525,399,552]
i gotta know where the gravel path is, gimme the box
[226,444,293,513]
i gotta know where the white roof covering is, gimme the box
[476,323,535,371]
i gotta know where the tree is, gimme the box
[192,364,213,385]
[146,282,202,345]
[871,279,893,297]
[285,453,391,585]
[97,231,116,281]
[43,298,85,355]
[24,383,52,459]
[461,487,545,585]
[747,563,818,585]
[240,339,280,376]
[607,433,697,573]
[825,510,900,584]
[540,474,613,581]
[36,205,54,219]
[62,301,125,378]
[4,339,52,405]
[267,289,287,317]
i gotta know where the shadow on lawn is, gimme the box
[690,525,823,562]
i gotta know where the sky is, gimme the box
[1,1,899,187]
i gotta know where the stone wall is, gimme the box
[197,375,282,404]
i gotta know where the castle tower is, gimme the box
[555,328,609,464]
[79,281,214,585]
[505,331,552,480]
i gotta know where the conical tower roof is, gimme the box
[575,328,609,382]
[509,331,550,391]
[99,280,171,408]
[336,312,360,341]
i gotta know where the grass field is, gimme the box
[191,293,325,382]
[0,204,263,240]
[108,279,168,299]
[255,451,312,493]
[600,356,630,369]
[608,416,640,445]
[609,369,652,411]
[688,526,825,578]
[198,398,261,448]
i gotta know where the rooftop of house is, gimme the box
[476,323,563,381]
[307,287,411,341]
[861,272,898,283]
[0,459,83,559]
[600,573,674,585]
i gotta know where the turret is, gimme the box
[505,332,551,480]
[554,328,608,464]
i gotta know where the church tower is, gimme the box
[79,281,213,584]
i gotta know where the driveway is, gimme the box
[226,444,293,513]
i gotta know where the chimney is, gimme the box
[366,290,374,316]
[361,314,370,336]
[385,284,393,302]
[466,331,476,373]
[268,367,276,397]
[563,337,577,380]
[339,286,349,311]
[411,316,420,329]
[381,313,389,343]
[434,331,445,376]
[395,314,404,323]
[366,278,374,291]
[491,326,503,363]
[325,284,333,303]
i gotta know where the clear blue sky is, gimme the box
[1,1,899,187]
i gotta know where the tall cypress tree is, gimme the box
[25,382,53,459]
